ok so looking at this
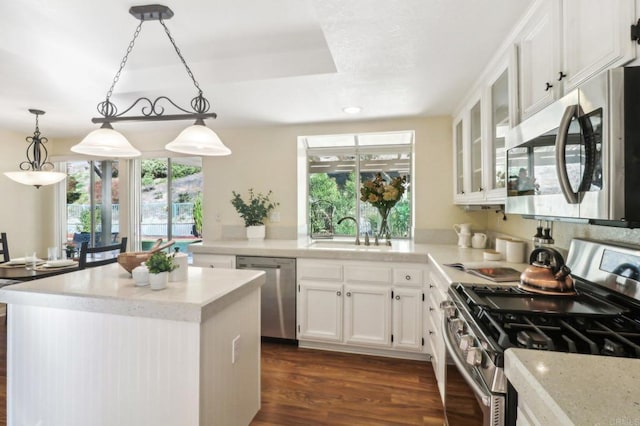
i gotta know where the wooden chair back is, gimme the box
[0,232,9,263]
[78,237,128,269]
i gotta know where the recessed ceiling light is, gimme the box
[342,106,362,114]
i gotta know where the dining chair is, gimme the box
[78,237,128,269]
[0,232,10,263]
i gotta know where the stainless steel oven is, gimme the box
[441,238,640,425]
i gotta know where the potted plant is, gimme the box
[231,189,279,240]
[145,251,177,290]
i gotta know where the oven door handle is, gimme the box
[555,104,581,204]
[442,322,492,407]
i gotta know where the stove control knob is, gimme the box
[466,347,483,367]
[459,334,474,351]
[450,318,465,334]
[439,301,457,319]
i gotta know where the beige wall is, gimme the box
[0,129,54,257]
[53,116,488,243]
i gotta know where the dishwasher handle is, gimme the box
[238,263,281,269]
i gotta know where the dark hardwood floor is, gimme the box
[252,343,444,425]
[0,321,444,425]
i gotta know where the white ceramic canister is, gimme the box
[169,251,189,282]
[457,232,472,248]
[495,237,511,258]
[506,239,526,263]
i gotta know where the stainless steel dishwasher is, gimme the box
[236,256,296,341]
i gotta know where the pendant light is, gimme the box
[71,4,231,158]
[4,109,67,189]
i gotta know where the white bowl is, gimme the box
[483,249,502,261]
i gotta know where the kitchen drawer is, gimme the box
[297,260,343,281]
[344,265,392,284]
[393,268,423,286]
[192,254,236,269]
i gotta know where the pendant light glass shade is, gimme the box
[71,123,141,158]
[4,108,67,189]
[165,121,231,156]
[4,171,67,188]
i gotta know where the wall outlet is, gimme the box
[269,211,281,222]
[232,335,240,364]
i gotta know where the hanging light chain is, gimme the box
[159,18,203,95]
[105,20,145,101]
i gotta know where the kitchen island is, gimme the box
[0,263,265,426]
[505,348,640,425]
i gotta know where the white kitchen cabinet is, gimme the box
[517,0,562,120]
[562,0,636,92]
[517,0,635,120]
[298,280,343,343]
[425,262,450,402]
[344,284,391,347]
[191,253,236,269]
[297,259,426,356]
[392,286,423,351]
[453,54,515,205]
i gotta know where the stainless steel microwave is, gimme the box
[505,66,640,227]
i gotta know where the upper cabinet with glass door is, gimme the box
[453,54,515,205]
[517,0,636,121]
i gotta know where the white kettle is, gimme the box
[471,233,487,249]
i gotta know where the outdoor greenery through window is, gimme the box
[65,160,120,248]
[139,157,203,253]
[305,131,413,239]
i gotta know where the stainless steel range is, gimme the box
[441,239,640,426]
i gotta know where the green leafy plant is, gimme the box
[146,251,177,274]
[231,189,279,227]
[193,194,203,237]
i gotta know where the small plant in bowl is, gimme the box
[231,189,279,240]
[145,251,177,290]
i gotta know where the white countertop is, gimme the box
[505,348,640,425]
[190,239,527,285]
[0,263,265,323]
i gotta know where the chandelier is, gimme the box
[71,4,231,158]
[4,109,67,189]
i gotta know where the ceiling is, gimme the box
[0,0,533,139]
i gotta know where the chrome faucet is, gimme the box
[337,216,360,245]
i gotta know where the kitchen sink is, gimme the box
[306,240,392,250]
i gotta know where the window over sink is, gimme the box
[300,131,414,240]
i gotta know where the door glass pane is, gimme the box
[140,158,203,254]
[455,121,464,194]
[470,101,482,192]
[65,160,120,251]
[491,70,509,189]
[141,159,169,248]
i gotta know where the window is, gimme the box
[65,160,121,248]
[137,157,203,254]
[303,131,413,239]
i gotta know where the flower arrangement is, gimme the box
[231,189,279,227]
[146,251,177,274]
[360,173,407,209]
[64,241,76,258]
[360,173,407,239]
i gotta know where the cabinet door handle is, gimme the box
[395,295,401,300]
[346,292,351,297]
[429,307,434,312]
[209,264,215,268]
[429,330,434,335]
[558,71,567,81]
[405,275,411,281]
[429,284,434,289]
[337,291,342,296]
[545,82,553,91]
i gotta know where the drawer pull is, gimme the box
[395,295,401,300]
[405,275,411,281]
[346,292,351,297]
[337,291,342,297]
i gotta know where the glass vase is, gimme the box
[377,206,391,242]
